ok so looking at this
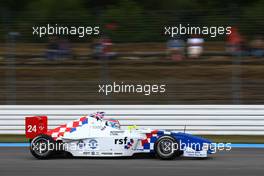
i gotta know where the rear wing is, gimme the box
[25,116,48,139]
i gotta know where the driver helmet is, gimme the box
[90,112,105,121]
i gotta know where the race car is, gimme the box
[25,112,214,160]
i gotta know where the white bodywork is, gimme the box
[48,115,209,158]
[61,117,150,157]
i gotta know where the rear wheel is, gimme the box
[154,135,181,160]
[30,134,55,159]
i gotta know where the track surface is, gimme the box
[0,148,263,176]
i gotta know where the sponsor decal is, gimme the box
[91,151,99,155]
[83,152,90,155]
[77,140,85,149]
[88,139,98,149]
[101,152,113,155]
[114,137,129,144]
[114,137,134,149]
[83,151,99,156]
[114,153,123,155]
[125,139,134,149]
[110,131,125,136]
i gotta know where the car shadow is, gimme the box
[27,152,214,161]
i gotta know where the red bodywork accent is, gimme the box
[141,130,158,145]
[25,116,48,139]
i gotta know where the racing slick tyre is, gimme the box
[30,134,56,159]
[154,135,181,160]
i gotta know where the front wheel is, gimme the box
[30,134,55,159]
[154,135,181,160]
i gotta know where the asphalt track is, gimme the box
[0,147,263,176]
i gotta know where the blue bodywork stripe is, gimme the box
[0,143,30,147]
[230,143,264,148]
[70,128,77,133]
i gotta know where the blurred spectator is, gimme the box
[250,35,264,57]
[101,36,113,58]
[58,39,72,59]
[46,37,72,60]
[187,35,204,58]
[226,27,248,56]
[46,36,59,60]
[166,37,185,61]
[91,36,116,59]
[91,38,103,59]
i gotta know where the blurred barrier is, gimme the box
[1,105,264,135]
[0,51,232,59]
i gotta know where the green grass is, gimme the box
[0,135,28,143]
[0,135,263,143]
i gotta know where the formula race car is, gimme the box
[25,112,214,160]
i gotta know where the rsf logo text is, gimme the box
[115,137,129,145]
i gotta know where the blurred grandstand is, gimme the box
[0,0,263,104]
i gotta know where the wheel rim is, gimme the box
[157,138,174,156]
[31,137,50,156]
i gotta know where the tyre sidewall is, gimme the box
[30,134,55,159]
[154,135,180,160]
